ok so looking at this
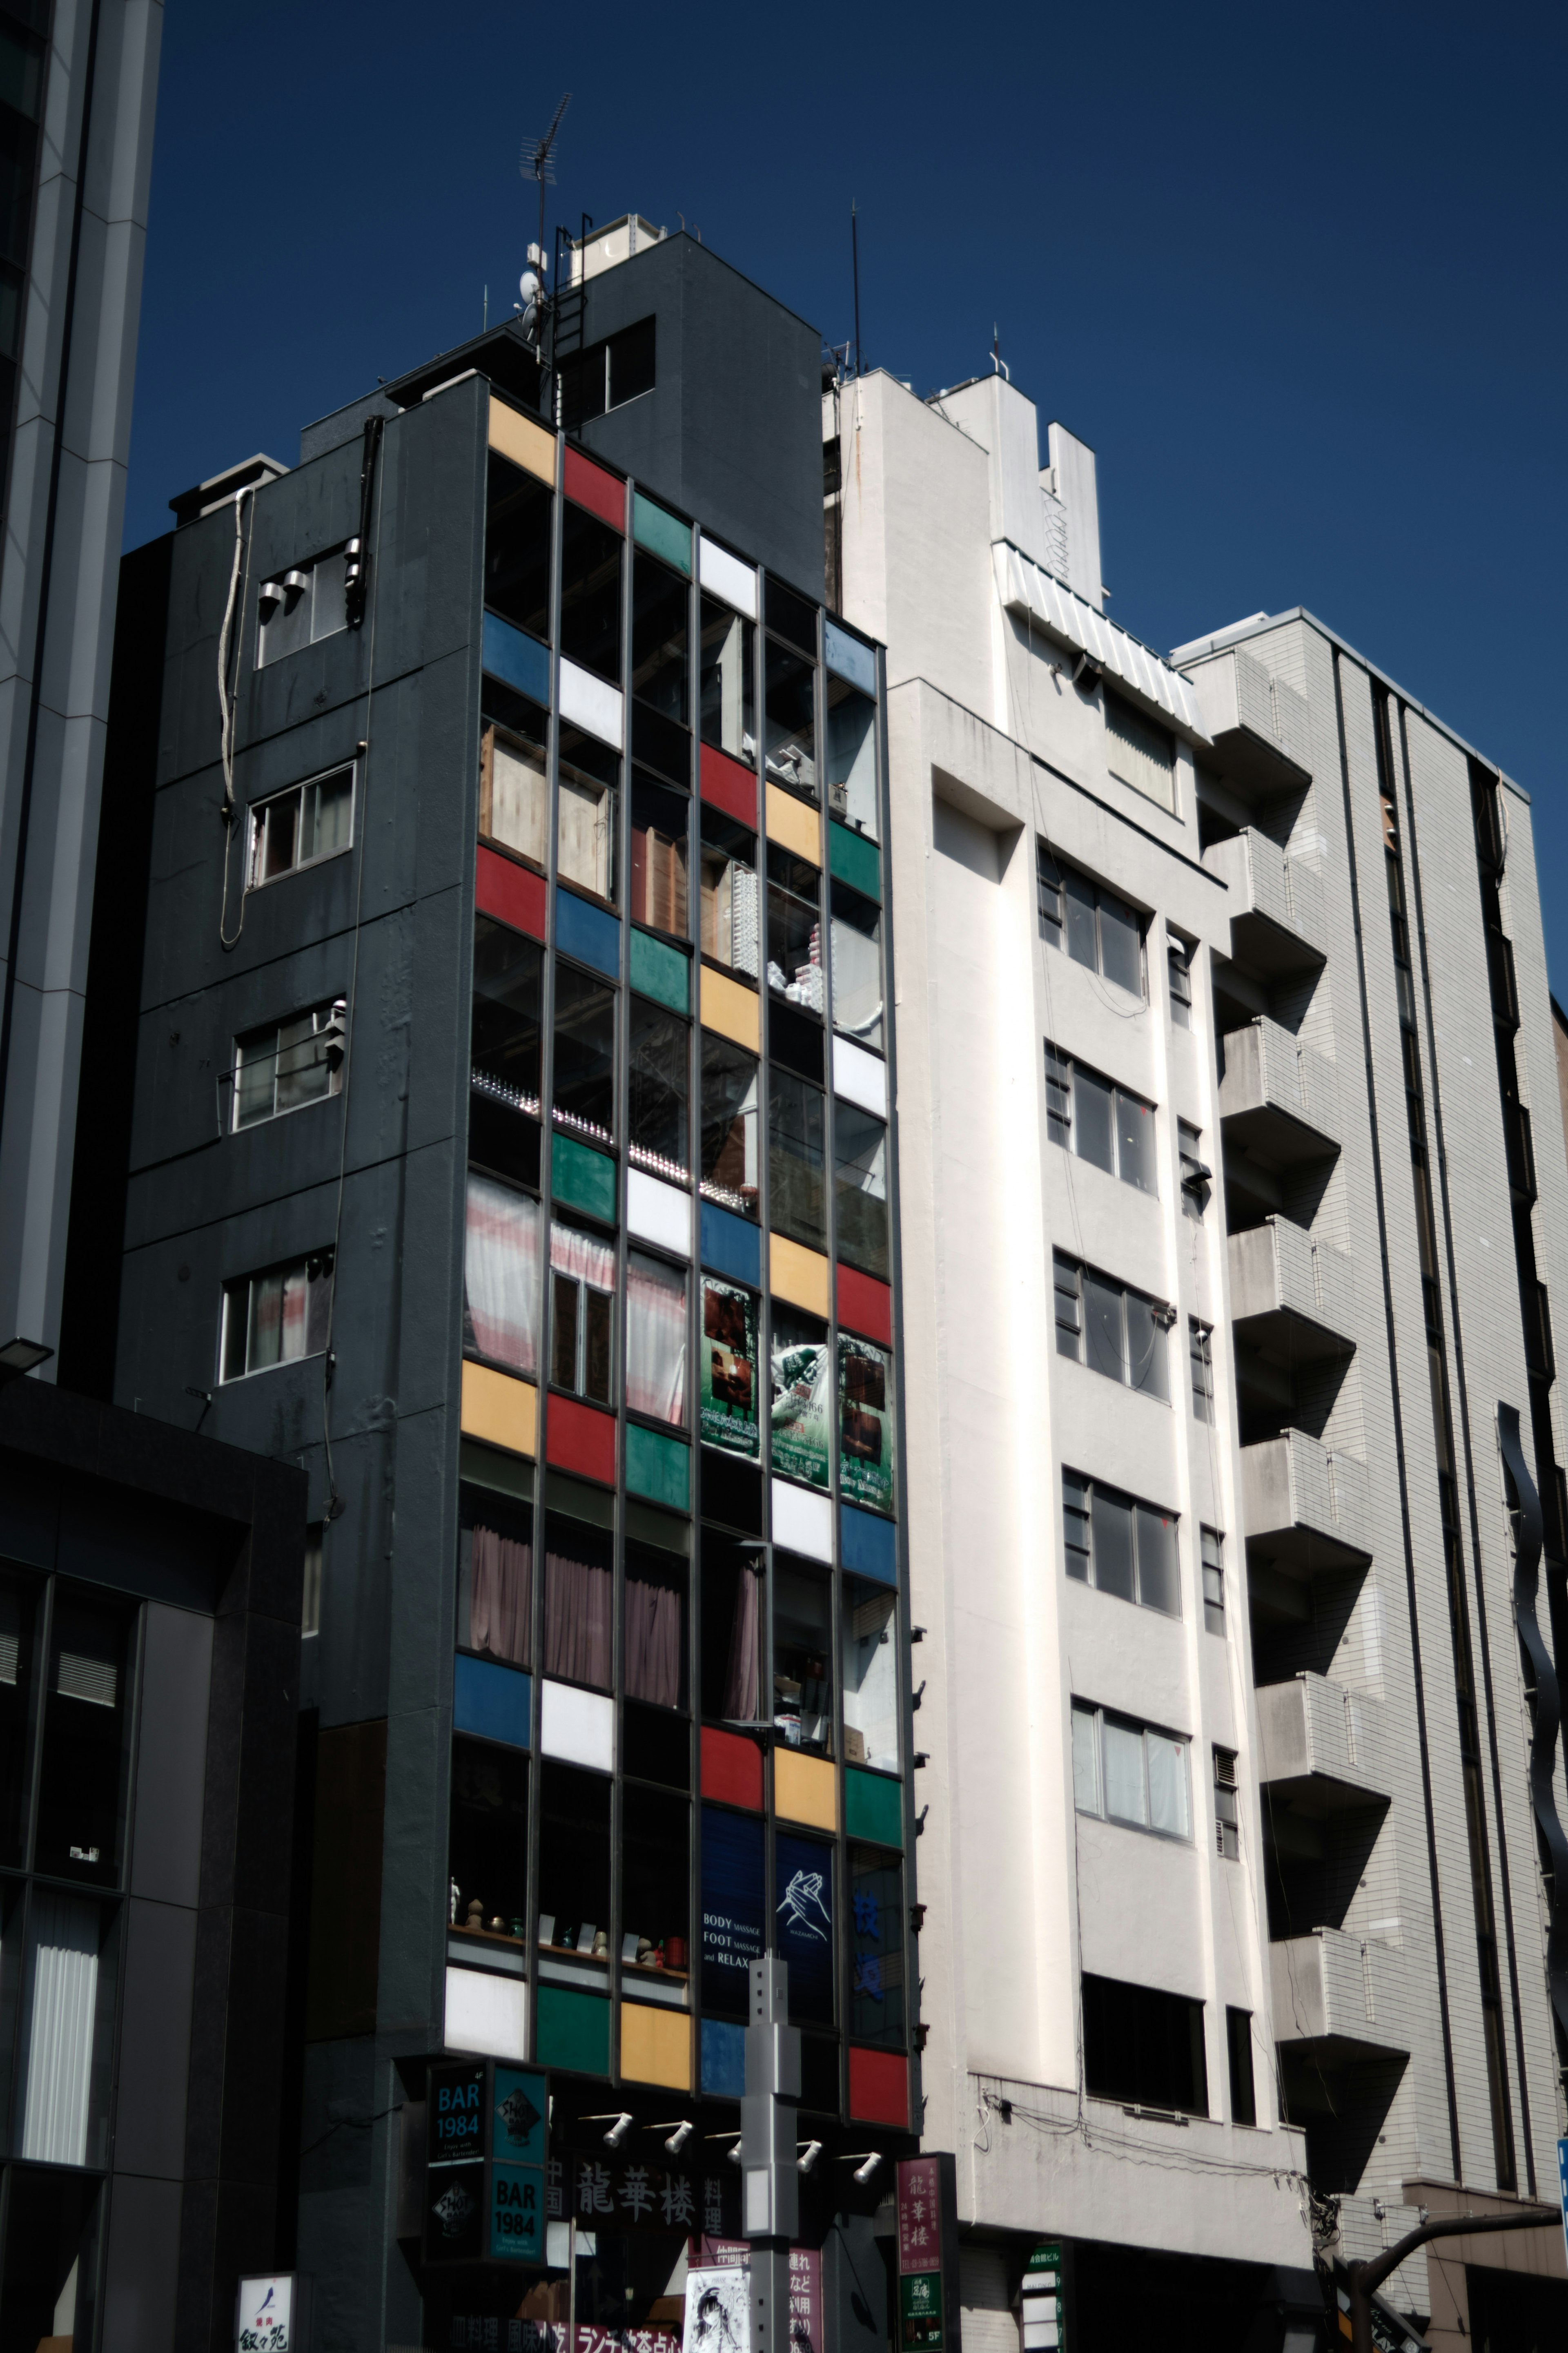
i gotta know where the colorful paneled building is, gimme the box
[90,236,918,2346]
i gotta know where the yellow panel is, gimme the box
[774,1749,837,1833]
[461,1362,537,1458]
[489,398,556,486]
[769,1233,831,1319]
[619,2001,691,2090]
[766,785,821,865]
[700,966,761,1053]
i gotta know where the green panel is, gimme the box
[829,820,881,903]
[845,1767,904,1849]
[625,1421,691,1511]
[630,927,691,1015]
[633,492,693,577]
[552,1135,618,1224]
[459,1441,535,1502]
[536,1985,610,2076]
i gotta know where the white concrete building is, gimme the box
[827,361,1568,2348]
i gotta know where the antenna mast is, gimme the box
[521,89,571,290]
[851,199,862,376]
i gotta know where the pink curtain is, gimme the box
[626,1252,687,1425]
[721,1566,761,1721]
[625,1577,682,1707]
[465,1175,540,1373]
[543,1550,612,1689]
[470,1526,531,1666]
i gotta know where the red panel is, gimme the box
[476,844,547,941]
[545,1396,616,1485]
[836,1263,893,1346]
[564,446,626,533]
[700,1726,764,1812]
[700,742,759,829]
[848,2046,909,2128]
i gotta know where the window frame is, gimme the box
[218,1249,335,1384]
[1213,1747,1240,1860]
[1053,1253,1169,1403]
[1036,843,1148,1000]
[1061,1467,1181,1617]
[246,764,356,892]
[1044,1041,1158,1196]
[229,1000,345,1132]
[1071,1699,1193,1844]
[1189,1320,1215,1424]
[1167,934,1193,1028]
[1200,1527,1225,1639]
[1178,1119,1208,1220]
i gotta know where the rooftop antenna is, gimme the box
[851,199,863,376]
[990,324,1009,382]
[521,89,571,291]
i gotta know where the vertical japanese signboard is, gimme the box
[1022,2242,1065,2353]
[424,2060,548,2267]
[897,2155,960,2353]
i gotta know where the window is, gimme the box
[826,678,878,838]
[773,1559,833,1756]
[626,1250,687,1427]
[830,880,882,1048]
[559,502,622,685]
[558,725,618,905]
[1189,1321,1214,1423]
[543,1492,613,1690]
[1105,692,1176,815]
[471,916,543,1186]
[624,1515,689,1719]
[458,1488,532,1668]
[1036,847,1145,998]
[257,547,349,665]
[482,714,548,868]
[1062,1469,1180,1616]
[558,316,655,432]
[631,773,689,937]
[247,766,353,888]
[464,1173,541,1376]
[220,1251,334,1381]
[231,1001,344,1129]
[1045,1043,1157,1193]
[552,964,616,1149]
[1178,1120,1208,1220]
[699,808,760,979]
[538,1761,612,1964]
[1168,935,1193,1028]
[485,451,551,641]
[764,640,817,799]
[550,1222,615,1405]
[766,847,822,1013]
[1226,2007,1256,2126]
[849,1846,904,2047]
[38,1597,135,1888]
[628,999,690,1183]
[1213,1747,1240,1860]
[769,1068,826,1251]
[450,1737,530,1938]
[1200,1528,1225,1638]
[621,1784,690,2002]
[699,597,756,765]
[1072,1702,1191,1841]
[302,1523,323,1637]
[700,1528,764,1724]
[1053,1254,1167,1400]
[835,1104,889,1281]
[842,1581,897,1770]
[632,551,689,726]
[700,1035,759,1217]
[1081,1974,1207,2116]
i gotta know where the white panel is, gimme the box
[627,1168,692,1258]
[445,1965,529,2060]
[833,1037,888,1118]
[558,656,624,749]
[771,1479,833,1564]
[20,1890,98,2164]
[699,535,758,620]
[541,1678,616,1771]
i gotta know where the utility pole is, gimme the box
[743,1956,800,2353]
[1345,2205,1556,2353]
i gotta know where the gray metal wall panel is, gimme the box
[131,1602,214,1906]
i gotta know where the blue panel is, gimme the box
[775,1831,835,2024]
[701,2018,746,2098]
[840,1504,896,1586]
[700,1202,761,1287]
[700,1805,765,2015]
[454,1654,532,1749]
[483,612,551,705]
[555,888,622,977]
[824,618,877,696]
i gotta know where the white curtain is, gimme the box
[549,1221,615,1289]
[20,1890,99,2164]
[465,1175,541,1374]
[626,1251,687,1425]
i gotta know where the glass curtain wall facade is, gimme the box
[451,395,911,2134]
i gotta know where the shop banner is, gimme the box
[546,2154,737,2238]
[837,1335,895,1514]
[700,1807,766,2015]
[770,1320,831,1490]
[775,1831,835,2024]
[701,1278,760,1457]
[688,2243,824,2353]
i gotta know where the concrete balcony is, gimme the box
[1256,1674,1389,1814]
[1177,645,1312,802]
[1270,1928,1408,2061]
[1242,1429,1372,1573]
[1219,1018,1339,1167]
[1203,829,1326,979]
[1229,1219,1355,1363]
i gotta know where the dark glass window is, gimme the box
[772,1559,833,1758]
[624,1539,687,1712]
[457,1488,534,1666]
[621,1784,689,1992]
[1227,2007,1256,2126]
[765,577,817,656]
[834,1103,889,1279]
[0,1572,38,1869]
[1037,847,1146,998]
[542,1503,613,1686]
[449,1737,530,1938]
[766,848,822,1014]
[700,597,755,764]
[769,1068,826,1251]
[849,1846,904,2047]
[700,1035,760,1218]
[560,503,622,685]
[549,1230,616,1414]
[608,317,656,408]
[628,1000,689,1183]
[553,966,616,1149]
[0,107,38,271]
[1044,1042,1158,1196]
[630,772,689,939]
[538,1762,611,1959]
[35,1597,134,1886]
[699,1528,763,1724]
[471,918,542,1185]
[1082,1973,1207,2115]
[484,452,552,640]
[1061,1470,1180,1617]
[632,552,689,726]
[699,807,760,978]
[830,880,882,1048]
[558,724,620,908]
[765,642,817,800]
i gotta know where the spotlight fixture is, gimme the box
[797,2141,822,2174]
[603,2113,633,2149]
[852,2152,883,2186]
[659,2120,694,2155]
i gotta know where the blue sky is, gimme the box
[127,2,1566,977]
